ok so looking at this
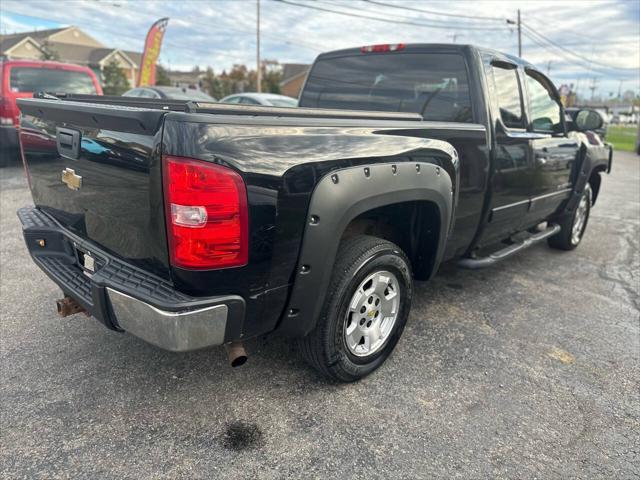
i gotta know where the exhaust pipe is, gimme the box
[56,296,87,317]
[224,342,248,367]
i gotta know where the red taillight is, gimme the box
[360,43,406,54]
[0,97,18,126]
[163,155,248,270]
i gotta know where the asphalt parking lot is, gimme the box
[1,151,638,479]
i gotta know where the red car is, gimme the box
[0,59,102,165]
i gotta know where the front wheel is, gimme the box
[298,235,413,382]
[548,185,592,250]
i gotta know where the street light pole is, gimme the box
[256,0,262,93]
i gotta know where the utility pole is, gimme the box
[589,77,598,102]
[256,0,262,93]
[617,80,625,99]
[546,60,551,75]
[517,9,521,57]
[506,9,522,57]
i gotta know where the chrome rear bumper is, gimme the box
[107,289,229,351]
[18,207,245,352]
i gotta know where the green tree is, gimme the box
[227,64,250,93]
[39,41,59,61]
[202,67,227,100]
[156,64,171,86]
[102,59,130,95]
[261,61,283,94]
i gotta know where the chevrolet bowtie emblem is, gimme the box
[61,168,82,191]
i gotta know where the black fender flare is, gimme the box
[277,160,456,337]
[563,140,612,214]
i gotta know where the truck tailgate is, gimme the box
[17,98,170,277]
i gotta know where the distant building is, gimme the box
[0,26,141,87]
[167,69,205,90]
[610,104,638,124]
[280,63,309,99]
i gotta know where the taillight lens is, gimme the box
[163,155,248,270]
[0,97,17,126]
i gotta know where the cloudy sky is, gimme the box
[1,0,638,98]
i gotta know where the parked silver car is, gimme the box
[219,93,297,107]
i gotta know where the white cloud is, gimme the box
[1,0,638,95]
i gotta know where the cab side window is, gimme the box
[491,64,524,129]
[526,72,562,133]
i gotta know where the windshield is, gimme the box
[299,52,472,122]
[268,97,297,107]
[9,67,97,94]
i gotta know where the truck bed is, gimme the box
[35,93,425,121]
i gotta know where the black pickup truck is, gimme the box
[16,44,611,381]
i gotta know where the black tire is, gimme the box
[548,185,592,250]
[298,235,413,382]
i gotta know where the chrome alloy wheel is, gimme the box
[344,270,400,357]
[571,191,589,245]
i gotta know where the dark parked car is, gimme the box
[0,59,102,166]
[123,86,216,102]
[16,44,611,381]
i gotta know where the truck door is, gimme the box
[522,69,579,224]
[481,60,533,244]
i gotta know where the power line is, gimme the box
[522,22,637,71]
[273,0,509,31]
[522,10,635,45]
[1,8,323,59]
[362,0,506,22]
[318,0,508,30]
[520,30,636,79]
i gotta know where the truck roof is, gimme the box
[0,58,96,72]
[315,43,537,70]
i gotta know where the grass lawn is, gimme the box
[606,125,638,152]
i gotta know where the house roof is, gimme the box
[42,43,101,65]
[0,27,69,47]
[281,63,310,84]
[0,35,31,53]
[30,42,141,68]
[123,51,142,67]
[0,27,142,68]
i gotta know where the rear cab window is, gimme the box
[300,51,473,122]
[9,67,97,94]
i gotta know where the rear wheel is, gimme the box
[298,235,413,382]
[548,185,591,250]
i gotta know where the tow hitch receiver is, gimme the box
[56,296,88,317]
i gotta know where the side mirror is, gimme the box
[574,109,603,132]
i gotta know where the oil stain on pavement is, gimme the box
[222,421,265,451]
